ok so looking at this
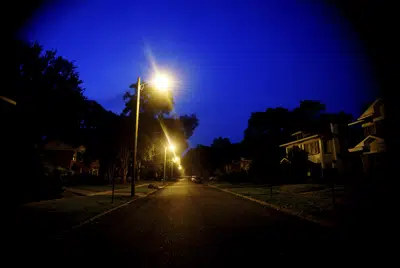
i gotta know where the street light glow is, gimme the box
[153,74,170,91]
[178,165,182,170]
[169,144,176,152]
[173,156,180,163]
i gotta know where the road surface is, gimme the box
[21,179,345,265]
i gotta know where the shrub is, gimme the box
[219,171,248,183]
[63,173,108,186]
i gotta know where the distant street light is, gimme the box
[164,143,176,182]
[131,74,171,197]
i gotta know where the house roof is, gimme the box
[348,135,384,152]
[280,158,291,164]
[44,140,86,151]
[357,98,383,121]
[348,98,383,126]
[348,120,364,126]
[279,134,320,147]
[291,131,304,136]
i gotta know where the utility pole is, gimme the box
[163,146,167,183]
[131,77,141,197]
[330,123,338,208]
[170,160,173,180]
[111,177,115,203]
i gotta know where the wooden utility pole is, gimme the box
[131,77,141,197]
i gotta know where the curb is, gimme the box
[69,196,139,231]
[207,184,334,228]
[56,182,170,239]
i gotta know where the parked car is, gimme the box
[191,176,202,183]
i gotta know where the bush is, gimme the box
[36,172,64,200]
[63,173,108,186]
[12,158,64,204]
[219,171,248,183]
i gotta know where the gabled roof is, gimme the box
[348,135,384,152]
[291,131,304,136]
[348,98,383,126]
[357,98,383,121]
[279,134,320,147]
[280,158,291,164]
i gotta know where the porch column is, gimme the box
[332,137,338,169]
[318,139,324,177]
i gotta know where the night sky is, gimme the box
[21,0,378,147]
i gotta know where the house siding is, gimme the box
[280,131,344,178]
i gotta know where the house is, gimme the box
[279,127,342,178]
[224,158,252,174]
[88,160,100,176]
[41,140,100,175]
[348,98,385,174]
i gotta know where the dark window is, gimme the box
[324,139,332,153]
[375,120,384,137]
[304,143,310,153]
[77,152,84,162]
[364,124,376,136]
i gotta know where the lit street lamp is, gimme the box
[153,74,170,91]
[169,144,176,152]
[131,74,171,197]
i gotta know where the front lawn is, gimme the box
[210,182,345,224]
[68,184,129,193]
[15,194,135,240]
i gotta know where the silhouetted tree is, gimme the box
[211,137,231,148]
[288,146,309,183]
[11,41,88,145]
[182,145,213,177]
[241,100,352,183]
[120,81,199,179]
[6,40,93,202]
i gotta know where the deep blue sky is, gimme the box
[22,0,377,147]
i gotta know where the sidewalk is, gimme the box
[64,181,163,197]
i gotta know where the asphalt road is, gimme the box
[21,179,346,265]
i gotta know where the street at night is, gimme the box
[4,1,392,266]
[19,179,344,265]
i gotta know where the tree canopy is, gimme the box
[184,99,353,183]
[9,41,90,144]
[121,83,199,162]
[7,40,200,199]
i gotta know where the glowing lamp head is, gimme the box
[153,74,170,91]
